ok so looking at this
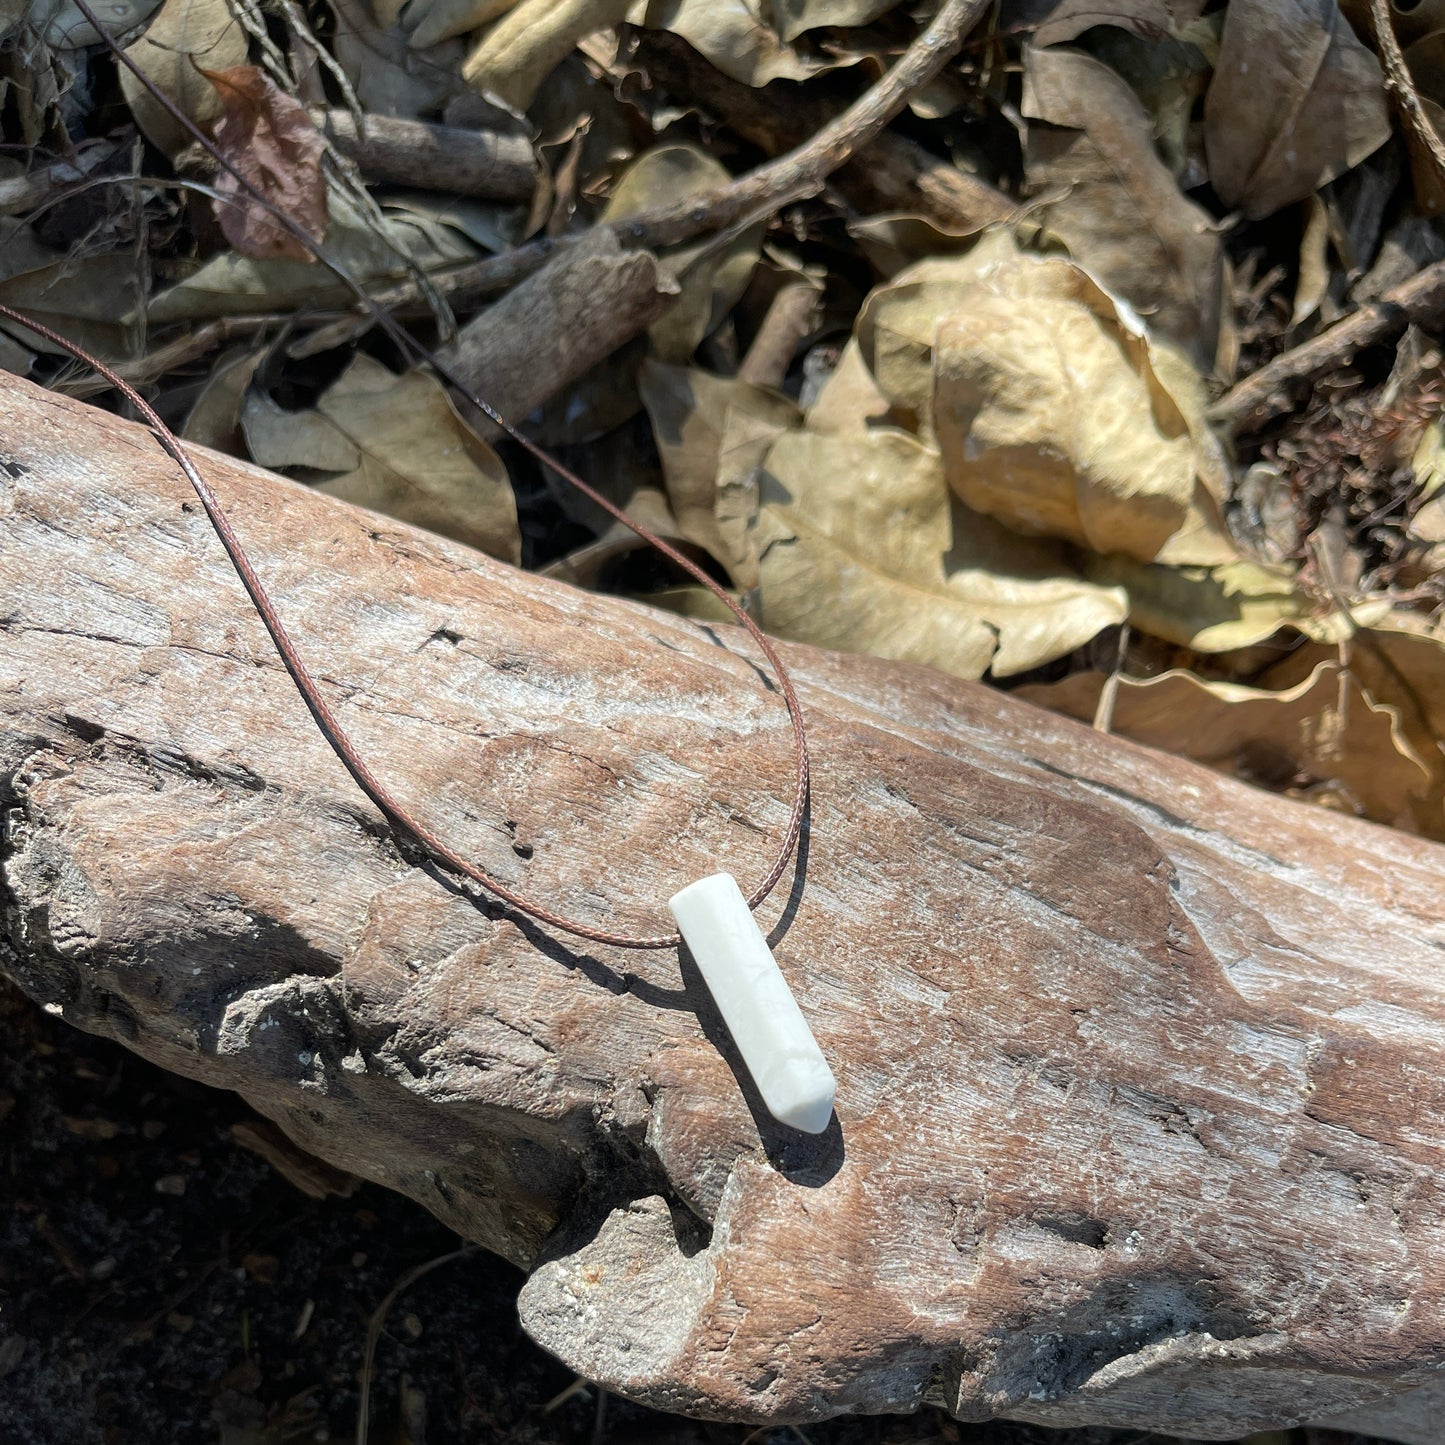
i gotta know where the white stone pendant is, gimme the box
[668,872,836,1134]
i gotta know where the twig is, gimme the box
[58,315,283,398]
[315,108,536,202]
[1366,0,1445,191]
[736,279,823,389]
[1208,256,1445,435]
[356,1247,475,1445]
[631,27,1016,237]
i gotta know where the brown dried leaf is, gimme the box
[639,360,799,589]
[199,64,327,261]
[1203,0,1390,219]
[1031,0,1203,46]
[1022,43,1222,362]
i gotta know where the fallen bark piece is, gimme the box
[437,224,677,435]
[2,371,1445,1440]
[314,108,537,202]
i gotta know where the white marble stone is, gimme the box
[668,872,836,1134]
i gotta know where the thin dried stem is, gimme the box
[1209,257,1445,436]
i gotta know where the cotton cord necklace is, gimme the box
[0,285,835,1132]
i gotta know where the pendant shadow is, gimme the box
[677,938,845,1188]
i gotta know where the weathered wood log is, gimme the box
[2,370,1444,1442]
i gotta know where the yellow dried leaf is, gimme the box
[120,0,248,158]
[855,231,1234,565]
[753,427,1127,679]
[1261,614,1445,836]
[634,0,845,85]
[462,0,633,111]
[1019,661,1441,835]
[241,354,520,563]
[1086,554,1391,651]
[640,360,798,590]
[603,144,761,364]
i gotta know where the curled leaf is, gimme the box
[753,425,1128,679]
[1019,661,1442,835]
[857,231,1233,565]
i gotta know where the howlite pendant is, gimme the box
[668,872,836,1134]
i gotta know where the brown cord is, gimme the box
[0,301,809,949]
[0,13,812,951]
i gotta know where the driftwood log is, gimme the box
[3,371,1445,1441]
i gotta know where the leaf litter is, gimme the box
[7,0,1445,867]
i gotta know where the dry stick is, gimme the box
[630,27,1016,237]
[314,108,537,202]
[1208,256,1445,436]
[1367,0,1445,189]
[736,279,823,390]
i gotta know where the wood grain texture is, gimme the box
[2,371,1444,1440]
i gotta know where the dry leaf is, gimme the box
[145,190,480,320]
[199,65,328,261]
[752,425,1127,679]
[0,218,138,359]
[1018,661,1441,834]
[119,0,247,158]
[603,144,761,364]
[404,0,518,49]
[1204,0,1391,219]
[633,0,849,85]
[799,337,896,433]
[1031,0,1203,46]
[771,0,899,42]
[241,353,520,562]
[1082,555,1390,650]
[639,360,798,589]
[34,0,163,48]
[856,232,1233,565]
[329,0,472,119]
[462,0,633,111]
[181,346,264,453]
[1022,43,1222,362]
[1261,615,1445,836]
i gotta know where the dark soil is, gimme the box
[0,979,1389,1445]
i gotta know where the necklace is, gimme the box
[1,302,837,1135]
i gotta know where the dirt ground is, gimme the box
[0,978,1394,1445]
